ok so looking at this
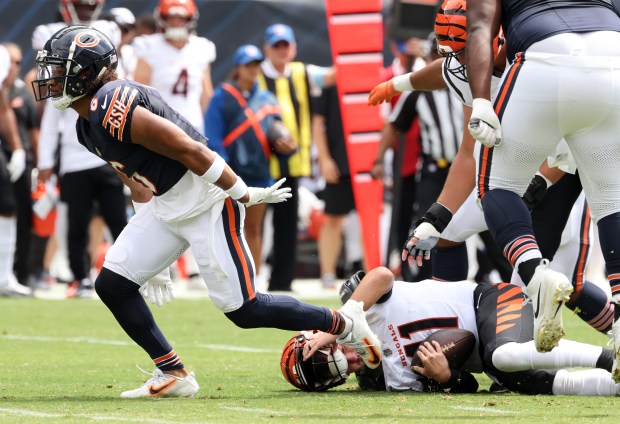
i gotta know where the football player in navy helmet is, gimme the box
[31,25,381,399]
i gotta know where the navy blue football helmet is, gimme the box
[32,25,117,110]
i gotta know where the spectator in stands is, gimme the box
[259,23,336,291]
[312,85,356,289]
[0,43,39,289]
[373,35,464,281]
[205,45,295,278]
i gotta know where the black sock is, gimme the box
[518,258,541,285]
[95,268,183,371]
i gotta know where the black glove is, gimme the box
[522,174,549,210]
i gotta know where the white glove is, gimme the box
[245,178,292,207]
[7,149,26,182]
[468,98,502,147]
[140,268,174,307]
[401,222,441,267]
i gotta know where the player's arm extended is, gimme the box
[130,106,250,203]
[368,58,447,105]
[434,105,477,213]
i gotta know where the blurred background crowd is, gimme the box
[0,0,607,299]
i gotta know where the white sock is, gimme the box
[552,369,620,396]
[0,216,17,286]
[492,340,602,372]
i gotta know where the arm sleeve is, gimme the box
[203,88,228,161]
[389,91,420,133]
[37,101,61,169]
[312,88,328,118]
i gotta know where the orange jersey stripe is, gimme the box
[225,198,255,300]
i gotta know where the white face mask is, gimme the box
[165,27,189,41]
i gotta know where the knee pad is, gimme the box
[95,267,140,300]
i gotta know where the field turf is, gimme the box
[0,295,616,423]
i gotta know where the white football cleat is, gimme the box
[611,317,620,383]
[336,299,382,369]
[0,275,33,297]
[120,368,199,399]
[524,260,573,352]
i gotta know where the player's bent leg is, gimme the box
[597,212,620,382]
[224,291,346,333]
[552,369,620,396]
[491,339,609,372]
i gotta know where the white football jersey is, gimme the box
[132,34,216,133]
[32,20,121,51]
[442,57,501,107]
[366,280,483,392]
[0,44,9,87]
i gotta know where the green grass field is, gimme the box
[0,295,616,423]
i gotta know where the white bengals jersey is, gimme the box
[32,20,121,51]
[442,57,501,107]
[132,34,216,133]
[365,280,483,392]
[0,44,9,87]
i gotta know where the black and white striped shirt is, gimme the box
[389,89,463,164]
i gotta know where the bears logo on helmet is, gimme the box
[280,331,348,392]
[32,25,117,110]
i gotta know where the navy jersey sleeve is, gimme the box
[90,83,143,143]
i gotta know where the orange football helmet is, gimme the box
[435,0,504,58]
[280,331,348,392]
[59,0,105,25]
[434,0,467,57]
[155,0,199,37]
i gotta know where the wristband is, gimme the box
[225,178,248,200]
[200,154,226,184]
[420,202,453,233]
[393,73,414,92]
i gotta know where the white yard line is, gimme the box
[1,334,279,353]
[220,406,281,415]
[451,406,515,414]
[0,408,212,423]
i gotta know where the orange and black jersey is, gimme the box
[76,79,207,196]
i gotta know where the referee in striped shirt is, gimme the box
[387,41,463,280]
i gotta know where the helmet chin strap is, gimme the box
[165,27,189,41]
[52,92,86,110]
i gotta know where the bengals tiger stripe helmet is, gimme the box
[435,0,504,57]
[280,331,348,392]
[59,0,105,25]
[434,0,467,57]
